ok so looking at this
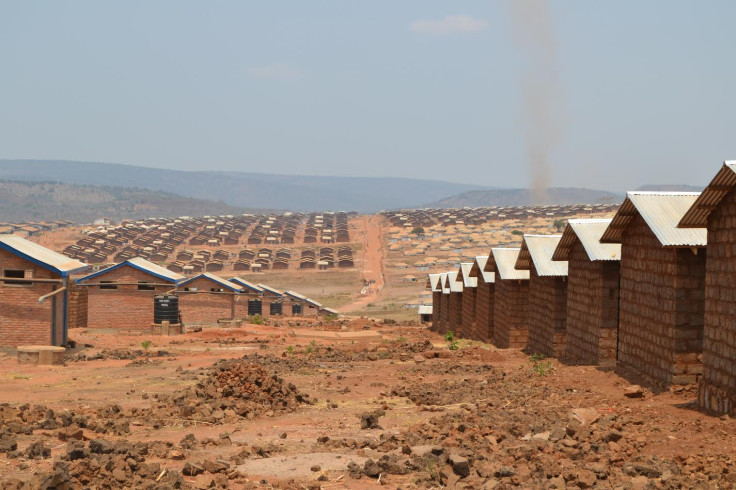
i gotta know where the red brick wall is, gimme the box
[431,291,442,331]
[492,275,529,349]
[448,292,463,338]
[461,287,477,340]
[699,189,736,414]
[178,277,235,324]
[474,282,495,343]
[82,265,176,331]
[564,239,620,367]
[0,248,60,347]
[439,293,451,335]
[526,264,568,358]
[67,282,88,330]
[618,214,705,385]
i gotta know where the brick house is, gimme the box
[469,255,495,344]
[486,248,529,349]
[228,277,266,318]
[601,192,706,386]
[177,273,242,324]
[552,219,621,367]
[76,257,185,331]
[258,284,288,317]
[444,270,464,338]
[426,273,443,331]
[0,235,88,347]
[515,235,568,358]
[283,290,320,317]
[438,272,451,336]
[678,162,736,414]
[455,263,478,341]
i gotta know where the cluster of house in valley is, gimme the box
[425,162,736,416]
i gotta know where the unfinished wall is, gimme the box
[699,189,736,415]
[431,291,442,331]
[83,265,175,331]
[178,277,235,324]
[526,266,568,358]
[0,248,61,347]
[564,239,620,367]
[461,287,477,340]
[618,214,705,385]
[492,276,529,349]
[439,294,450,335]
[475,282,495,343]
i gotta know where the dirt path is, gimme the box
[341,215,386,312]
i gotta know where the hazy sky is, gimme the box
[1,1,735,191]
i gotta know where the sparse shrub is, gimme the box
[444,331,455,342]
[141,340,152,350]
[529,354,554,376]
[250,314,264,325]
[448,340,459,351]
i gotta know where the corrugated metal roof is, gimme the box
[0,234,88,277]
[77,257,184,284]
[469,255,494,283]
[491,248,530,281]
[456,263,478,288]
[552,219,621,262]
[426,273,443,292]
[445,270,463,293]
[180,272,242,292]
[284,290,307,301]
[257,283,284,296]
[516,235,567,276]
[438,273,450,294]
[418,305,433,315]
[229,276,264,293]
[600,192,707,247]
[679,161,736,228]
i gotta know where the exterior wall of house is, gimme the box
[618,214,705,385]
[474,282,495,343]
[439,293,450,335]
[67,282,88,330]
[526,265,568,358]
[448,292,463,337]
[461,286,477,340]
[0,248,63,347]
[83,265,175,330]
[564,239,620,367]
[492,275,529,349]
[699,189,736,414]
[178,277,235,324]
[431,291,442,331]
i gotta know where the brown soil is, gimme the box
[0,324,734,489]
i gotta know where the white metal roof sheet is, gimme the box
[553,219,621,262]
[180,272,242,292]
[679,161,736,228]
[516,235,567,276]
[439,273,450,294]
[491,248,530,281]
[456,263,478,288]
[418,305,433,315]
[128,257,186,282]
[601,192,707,247]
[0,235,88,276]
[426,273,443,292]
[229,276,264,293]
[469,255,494,283]
[445,270,463,293]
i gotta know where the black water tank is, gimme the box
[154,294,179,324]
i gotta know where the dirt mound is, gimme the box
[165,360,311,424]
[68,349,173,362]
[391,375,503,407]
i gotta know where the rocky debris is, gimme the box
[390,376,502,406]
[625,384,645,398]
[359,410,385,430]
[68,349,173,362]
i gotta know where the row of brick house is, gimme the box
[0,243,337,349]
[427,161,736,416]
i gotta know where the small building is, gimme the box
[438,272,451,336]
[426,273,443,331]
[284,290,321,316]
[228,277,266,318]
[444,271,464,338]
[257,284,287,317]
[678,162,736,414]
[486,248,530,349]
[418,304,433,323]
[601,192,706,386]
[0,235,88,347]
[76,257,185,331]
[455,263,478,341]
[515,235,568,358]
[552,219,621,367]
[177,273,242,324]
[468,255,495,344]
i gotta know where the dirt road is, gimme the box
[340,215,386,312]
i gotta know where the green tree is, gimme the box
[410,227,425,235]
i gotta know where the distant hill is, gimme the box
[0,160,486,213]
[0,180,253,223]
[420,187,621,208]
[635,184,704,193]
